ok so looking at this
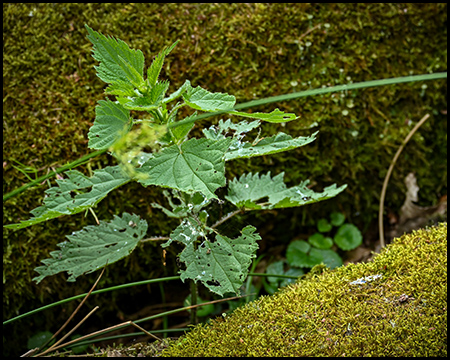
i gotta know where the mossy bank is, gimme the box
[158,223,447,357]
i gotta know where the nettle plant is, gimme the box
[6,25,347,297]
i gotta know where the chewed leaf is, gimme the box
[230,109,298,123]
[88,100,131,150]
[182,85,236,112]
[179,225,261,296]
[225,131,318,161]
[202,119,261,141]
[4,166,131,230]
[138,138,232,199]
[33,213,147,284]
[85,25,145,89]
[225,172,347,210]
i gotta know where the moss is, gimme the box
[161,223,447,357]
[3,3,446,356]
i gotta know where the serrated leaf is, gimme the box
[224,131,318,161]
[105,82,136,97]
[147,40,178,86]
[182,85,236,112]
[202,119,261,142]
[85,25,144,89]
[4,166,131,230]
[152,191,211,219]
[161,216,208,248]
[225,172,347,210]
[138,138,232,199]
[33,213,147,284]
[179,225,261,296]
[122,81,170,111]
[88,100,131,150]
[170,111,196,141]
[163,80,191,104]
[230,108,297,123]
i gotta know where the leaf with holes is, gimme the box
[33,213,147,284]
[4,166,132,230]
[225,131,318,161]
[178,225,261,296]
[138,138,232,199]
[225,172,347,209]
[202,120,317,161]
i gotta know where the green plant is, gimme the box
[4,25,347,299]
[263,211,362,294]
[6,26,346,302]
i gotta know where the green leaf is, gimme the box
[182,85,236,112]
[225,172,347,210]
[184,294,215,317]
[170,111,197,141]
[308,233,333,249]
[105,82,136,97]
[161,216,207,248]
[224,131,318,161]
[33,213,147,284]
[122,81,170,111]
[138,138,232,199]
[153,192,211,219]
[309,248,343,269]
[27,331,54,350]
[330,211,346,226]
[334,224,363,251]
[280,267,304,287]
[5,166,131,230]
[286,240,321,268]
[317,218,332,232]
[163,80,191,104]
[266,261,285,284]
[85,25,145,89]
[88,100,131,150]
[178,225,261,296]
[230,108,297,123]
[202,120,316,161]
[202,119,261,141]
[147,41,178,86]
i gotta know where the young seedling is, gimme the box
[5,25,347,299]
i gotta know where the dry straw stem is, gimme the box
[378,113,430,248]
[33,294,251,356]
[31,266,107,357]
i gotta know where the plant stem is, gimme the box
[378,113,430,248]
[3,149,107,202]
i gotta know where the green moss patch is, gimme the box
[161,223,447,356]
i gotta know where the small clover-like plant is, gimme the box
[5,26,347,297]
[264,211,362,294]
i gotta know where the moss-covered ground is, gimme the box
[157,223,446,356]
[3,3,447,356]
